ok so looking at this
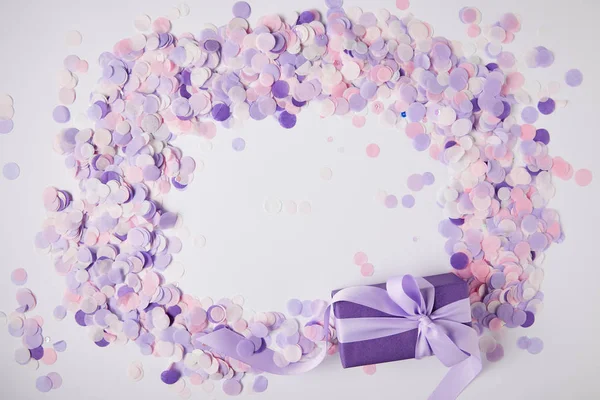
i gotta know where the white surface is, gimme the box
[0,0,599,399]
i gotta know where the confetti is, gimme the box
[362,364,377,375]
[2,162,20,180]
[360,263,374,277]
[65,30,83,46]
[574,169,593,187]
[36,376,53,393]
[385,195,398,208]
[485,343,504,362]
[401,195,415,208]
[10,268,28,285]
[320,167,333,181]
[565,69,583,87]
[527,337,544,354]
[11,1,576,396]
[253,376,268,393]
[366,144,380,158]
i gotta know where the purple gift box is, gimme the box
[332,273,469,368]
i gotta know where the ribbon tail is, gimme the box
[195,306,332,376]
[428,354,482,400]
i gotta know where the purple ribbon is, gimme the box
[197,275,481,399]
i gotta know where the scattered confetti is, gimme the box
[2,162,20,180]
[134,15,152,32]
[360,263,374,277]
[395,0,410,11]
[366,143,380,158]
[485,343,504,362]
[253,375,269,393]
[232,137,246,151]
[401,194,415,208]
[47,372,63,390]
[66,30,82,46]
[298,201,312,214]
[354,252,368,266]
[385,195,398,208]
[320,167,333,181]
[516,336,531,349]
[264,199,283,214]
[286,299,303,316]
[284,200,298,214]
[53,340,67,352]
[574,169,593,187]
[9,1,577,396]
[10,268,28,285]
[0,119,14,134]
[565,69,583,87]
[362,364,377,375]
[407,174,424,192]
[128,361,145,382]
[36,375,53,393]
[53,306,67,321]
[527,337,544,354]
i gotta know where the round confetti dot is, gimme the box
[0,93,13,106]
[58,88,76,105]
[479,336,497,353]
[66,30,82,46]
[366,143,380,158]
[11,268,27,285]
[284,200,297,214]
[527,337,544,354]
[0,119,14,134]
[362,364,377,375]
[517,336,531,349]
[422,172,435,185]
[194,235,206,248]
[161,369,181,385]
[264,199,282,214]
[47,372,63,389]
[41,348,57,365]
[486,343,504,362]
[401,194,415,208]
[396,0,410,11]
[320,167,333,181]
[574,169,593,187]
[53,306,67,320]
[223,379,243,396]
[232,137,246,151]
[3,162,20,180]
[354,252,368,265]
[53,340,67,352]
[565,69,583,87]
[236,339,255,358]
[537,98,555,115]
[14,348,31,365]
[134,15,152,31]
[385,195,398,208]
[407,174,424,191]
[283,345,302,362]
[286,299,303,316]
[36,376,53,393]
[450,252,470,270]
[232,1,252,19]
[53,106,71,123]
[360,263,374,277]
[253,376,268,393]
[278,111,296,129]
[298,201,312,214]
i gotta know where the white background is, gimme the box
[1,0,599,398]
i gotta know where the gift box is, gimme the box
[332,273,469,368]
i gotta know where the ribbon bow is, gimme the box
[197,275,481,399]
[332,275,482,399]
